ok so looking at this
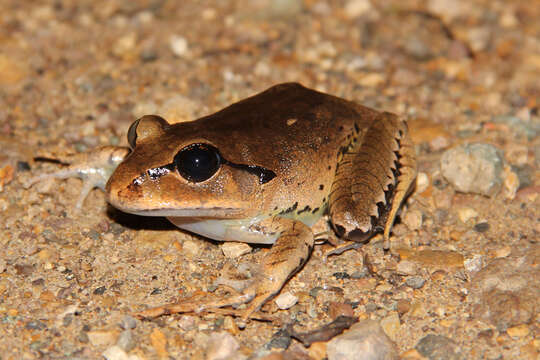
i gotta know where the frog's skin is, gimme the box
[27,83,416,322]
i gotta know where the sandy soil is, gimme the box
[0,1,538,359]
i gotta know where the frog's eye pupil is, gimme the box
[174,144,221,182]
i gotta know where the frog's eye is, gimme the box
[127,115,169,149]
[174,144,221,182]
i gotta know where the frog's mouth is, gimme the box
[116,207,247,219]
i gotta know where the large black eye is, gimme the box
[174,144,221,182]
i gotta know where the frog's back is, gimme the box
[190,83,380,174]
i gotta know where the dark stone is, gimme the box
[474,222,490,233]
[140,49,158,62]
[93,286,106,295]
[17,161,31,171]
[416,334,464,360]
[150,288,162,295]
[265,328,292,350]
[333,272,351,279]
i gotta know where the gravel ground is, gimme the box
[0,1,538,359]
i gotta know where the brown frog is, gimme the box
[27,83,416,323]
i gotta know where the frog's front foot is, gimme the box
[24,146,129,208]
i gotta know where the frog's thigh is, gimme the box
[329,112,416,243]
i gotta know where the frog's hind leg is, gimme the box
[328,112,416,248]
[135,218,314,324]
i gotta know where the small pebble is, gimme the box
[402,209,423,231]
[380,313,400,341]
[25,320,47,330]
[329,302,354,319]
[365,302,378,313]
[63,314,73,326]
[503,166,519,200]
[0,258,6,273]
[169,35,189,57]
[473,222,490,233]
[266,328,292,350]
[116,330,136,352]
[309,286,324,297]
[17,161,31,172]
[150,288,162,295]
[78,331,90,344]
[344,0,374,18]
[221,242,251,258]
[266,0,303,19]
[396,299,411,315]
[464,255,484,274]
[112,33,137,57]
[415,172,429,194]
[177,315,197,331]
[102,345,130,360]
[119,315,138,330]
[206,331,241,360]
[93,286,106,295]
[333,272,351,279]
[15,264,34,276]
[416,334,463,360]
[275,291,298,310]
[491,246,511,258]
[440,143,504,197]
[396,260,417,276]
[456,207,478,223]
[405,276,426,289]
[182,239,201,258]
[351,269,369,279]
[87,330,119,347]
[327,320,398,360]
[506,324,530,338]
[139,48,158,62]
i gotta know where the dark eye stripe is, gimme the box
[134,144,276,185]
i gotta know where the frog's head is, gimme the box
[106,115,276,219]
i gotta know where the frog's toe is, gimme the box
[132,291,255,320]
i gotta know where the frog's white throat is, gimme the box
[167,216,280,245]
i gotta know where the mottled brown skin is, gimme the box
[107,83,381,222]
[27,83,416,323]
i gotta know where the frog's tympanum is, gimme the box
[28,83,416,323]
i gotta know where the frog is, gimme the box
[26,82,416,322]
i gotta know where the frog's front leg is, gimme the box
[135,217,314,323]
[25,146,130,208]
